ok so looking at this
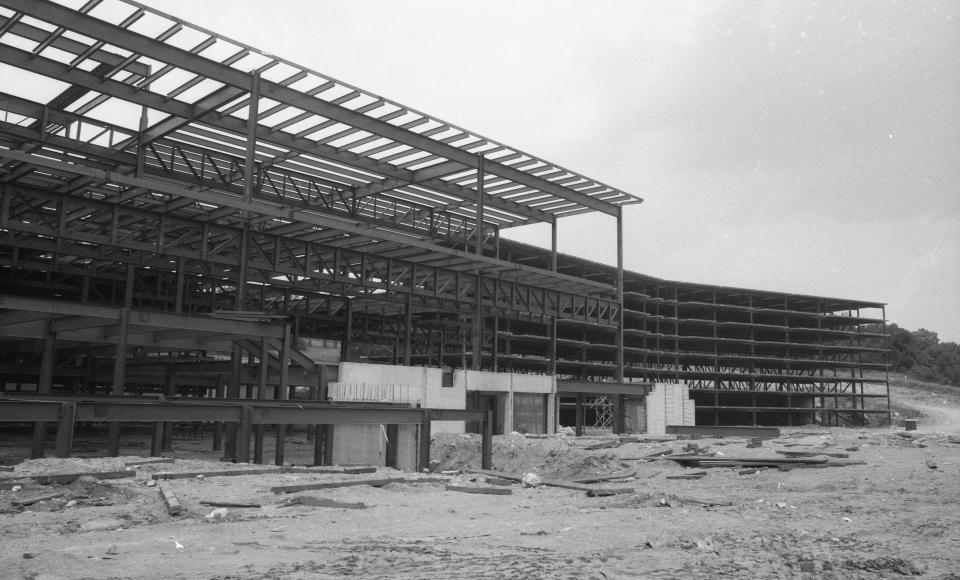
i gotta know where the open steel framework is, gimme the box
[0,0,887,456]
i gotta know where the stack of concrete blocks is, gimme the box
[454,370,556,435]
[644,383,696,435]
[327,363,465,469]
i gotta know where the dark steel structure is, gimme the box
[0,0,888,458]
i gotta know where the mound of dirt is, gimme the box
[431,432,629,479]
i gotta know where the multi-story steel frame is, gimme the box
[0,0,887,442]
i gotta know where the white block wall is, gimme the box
[645,383,696,435]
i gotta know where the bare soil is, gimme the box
[1,385,959,579]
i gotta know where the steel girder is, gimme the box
[0,182,619,325]
[4,0,635,219]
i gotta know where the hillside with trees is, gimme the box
[879,324,960,387]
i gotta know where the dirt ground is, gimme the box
[1,385,959,579]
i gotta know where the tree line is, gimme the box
[868,324,960,387]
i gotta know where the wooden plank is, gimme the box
[667,425,780,439]
[582,440,621,450]
[157,482,184,515]
[675,497,733,507]
[200,501,261,508]
[775,451,850,459]
[0,466,13,472]
[11,492,65,506]
[271,476,447,494]
[571,470,636,484]
[666,473,706,480]
[778,460,867,471]
[445,485,513,495]
[469,469,634,495]
[124,457,175,467]
[151,465,376,480]
[664,455,827,465]
[33,471,135,485]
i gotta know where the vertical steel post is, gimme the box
[403,291,413,366]
[237,405,252,463]
[31,323,57,458]
[882,305,890,424]
[243,72,260,205]
[108,266,134,457]
[481,409,493,470]
[615,208,625,383]
[275,324,291,466]
[55,402,75,458]
[549,220,558,377]
[341,299,353,362]
[254,337,268,463]
[418,410,433,472]
[472,157,485,370]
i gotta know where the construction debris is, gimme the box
[157,482,184,516]
[151,465,375,481]
[469,469,634,496]
[10,492,65,507]
[200,501,262,508]
[0,471,136,485]
[666,426,781,439]
[271,477,446,494]
[571,470,636,484]
[278,496,367,509]
[124,457,175,467]
[446,485,513,495]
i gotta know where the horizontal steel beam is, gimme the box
[556,381,653,396]
[11,0,618,216]
[0,41,549,225]
[0,397,484,425]
[0,295,285,339]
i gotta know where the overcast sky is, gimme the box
[150,0,960,341]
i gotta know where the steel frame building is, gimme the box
[0,0,888,458]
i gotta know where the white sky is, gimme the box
[145,1,958,341]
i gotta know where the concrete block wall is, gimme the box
[329,424,418,471]
[645,383,696,435]
[329,363,462,468]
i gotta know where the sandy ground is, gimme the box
[1,387,959,579]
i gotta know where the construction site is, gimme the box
[0,0,891,463]
[3,2,960,579]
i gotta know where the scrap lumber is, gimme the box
[778,460,867,471]
[33,471,135,485]
[583,440,621,450]
[666,425,780,439]
[278,496,366,509]
[446,485,513,495]
[200,501,262,508]
[775,451,850,459]
[157,482,184,515]
[271,476,446,494]
[124,457,175,467]
[620,449,671,462]
[666,472,707,480]
[664,455,828,468]
[11,492,65,507]
[152,465,375,481]
[675,497,733,507]
[572,470,636,484]
[469,469,634,495]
